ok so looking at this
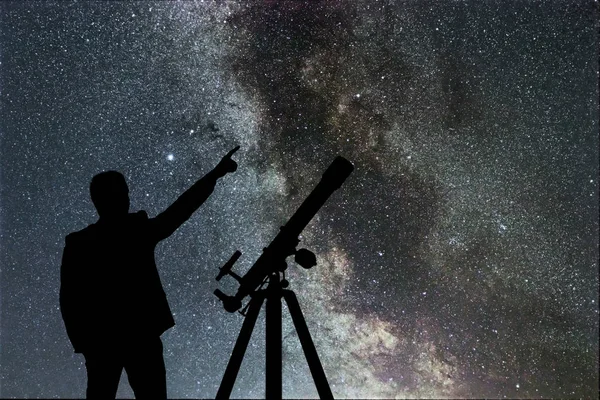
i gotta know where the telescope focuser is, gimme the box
[294,248,316,269]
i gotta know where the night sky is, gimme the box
[1,1,598,398]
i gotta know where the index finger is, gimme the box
[226,145,240,158]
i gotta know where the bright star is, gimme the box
[167,154,174,161]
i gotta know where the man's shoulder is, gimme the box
[65,224,97,245]
[128,211,153,238]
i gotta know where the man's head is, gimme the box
[90,171,130,219]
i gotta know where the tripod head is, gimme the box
[214,156,354,312]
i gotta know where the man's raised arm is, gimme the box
[150,146,239,242]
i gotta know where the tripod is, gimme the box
[216,273,334,399]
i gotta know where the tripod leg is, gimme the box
[283,290,334,399]
[265,285,282,399]
[216,293,265,400]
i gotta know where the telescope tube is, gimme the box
[228,156,354,307]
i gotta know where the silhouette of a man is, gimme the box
[60,146,239,399]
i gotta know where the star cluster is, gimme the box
[0,1,598,398]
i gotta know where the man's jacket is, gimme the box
[60,211,177,353]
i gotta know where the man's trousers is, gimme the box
[83,336,166,399]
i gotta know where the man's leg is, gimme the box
[124,336,167,399]
[83,351,123,399]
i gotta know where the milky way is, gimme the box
[0,1,598,398]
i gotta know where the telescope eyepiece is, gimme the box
[216,250,242,281]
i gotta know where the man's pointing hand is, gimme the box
[215,145,240,177]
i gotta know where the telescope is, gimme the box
[214,155,354,312]
[212,156,354,400]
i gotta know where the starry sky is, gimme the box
[0,1,598,398]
